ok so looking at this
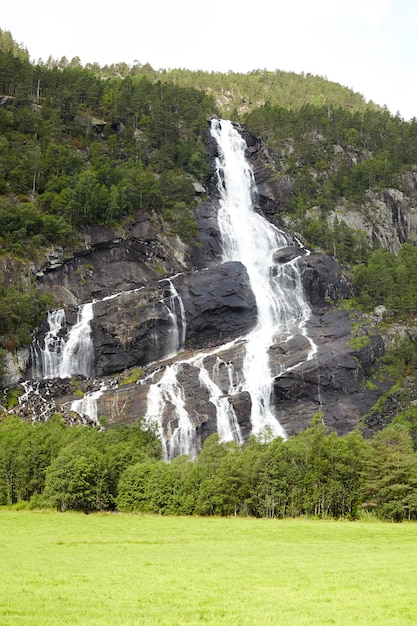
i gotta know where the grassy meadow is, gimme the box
[1,511,417,625]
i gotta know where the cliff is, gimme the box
[4,122,409,455]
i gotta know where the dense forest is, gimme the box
[2,414,417,522]
[1,28,417,518]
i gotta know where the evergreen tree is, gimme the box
[363,424,417,521]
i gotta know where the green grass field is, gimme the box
[1,511,417,625]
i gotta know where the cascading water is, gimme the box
[28,279,188,427]
[196,354,243,445]
[70,384,107,426]
[143,337,245,460]
[211,118,315,437]
[161,279,187,358]
[59,302,94,378]
[31,309,66,379]
[145,365,195,460]
[145,119,317,458]
[31,303,94,379]
[23,118,317,458]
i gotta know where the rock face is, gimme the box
[302,253,352,305]
[327,175,417,254]
[274,310,386,436]
[38,212,188,307]
[91,261,257,376]
[7,121,396,455]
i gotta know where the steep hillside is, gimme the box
[1,30,417,449]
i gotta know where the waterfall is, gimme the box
[143,341,244,460]
[33,309,66,379]
[32,303,94,379]
[59,303,94,378]
[28,279,188,429]
[196,355,243,445]
[143,119,316,457]
[144,364,196,460]
[70,385,107,426]
[211,118,314,437]
[161,279,187,358]
[23,119,317,458]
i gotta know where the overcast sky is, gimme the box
[3,0,417,119]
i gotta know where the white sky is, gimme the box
[3,0,417,119]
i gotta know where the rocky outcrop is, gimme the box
[274,310,387,436]
[327,174,417,253]
[302,253,352,304]
[91,261,257,376]
[190,197,222,269]
[38,212,188,307]
[229,122,295,222]
[2,348,29,388]
[13,303,388,453]
[16,254,388,454]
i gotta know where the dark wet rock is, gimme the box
[302,253,352,305]
[39,212,187,306]
[90,261,256,376]
[273,246,306,265]
[273,310,387,437]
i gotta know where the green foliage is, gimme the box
[354,243,417,317]
[3,385,24,409]
[392,407,417,450]
[1,40,417,348]
[159,68,371,116]
[0,417,161,508]
[4,411,417,520]
[119,367,145,385]
[376,336,417,394]
[116,461,155,512]
[117,450,204,515]
[363,423,417,521]
[0,53,221,347]
[0,277,51,348]
[0,198,73,256]
[0,58,215,236]
[298,215,369,263]
[244,102,417,265]
[43,441,113,512]
[0,29,30,61]
[349,334,371,351]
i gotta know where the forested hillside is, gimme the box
[1,29,416,347]
[1,29,417,518]
[0,30,217,357]
[2,414,417,522]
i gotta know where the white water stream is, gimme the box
[144,119,317,458]
[29,277,188,425]
[161,279,187,358]
[212,118,316,436]
[70,384,107,426]
[143,336,245,459]
[31,303,94,379]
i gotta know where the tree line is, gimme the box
[2,414,417,522]
[0,31,216,247]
